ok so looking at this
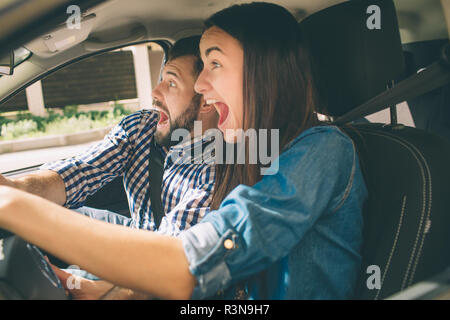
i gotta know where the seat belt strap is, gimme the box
[333,43,450,125]
[148,140,165,229]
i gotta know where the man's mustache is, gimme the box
[152,99,170,116]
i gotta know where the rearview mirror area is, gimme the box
[0,47,32,77]
[0,50,14,76]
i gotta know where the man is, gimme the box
[0,36,217,235]
[0,36,218,298]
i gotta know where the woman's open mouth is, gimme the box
[207,100,230,128]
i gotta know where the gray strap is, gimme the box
[148,140,165,229]
[333,43,449,125]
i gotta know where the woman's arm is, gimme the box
[0,186,195,300]
[0,126,365,300]
[179,126,367,298]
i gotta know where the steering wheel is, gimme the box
[0,229,67,299]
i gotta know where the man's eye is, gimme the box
[169,80,176,88]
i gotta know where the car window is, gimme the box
[0,41,165,173]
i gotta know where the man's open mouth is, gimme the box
[153,107,169,129]
[158,110,169,125]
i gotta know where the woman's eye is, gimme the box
[168,80,176,88]
[211,61,222,69]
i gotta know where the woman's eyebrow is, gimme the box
[205,46,223,57]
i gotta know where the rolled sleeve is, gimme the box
[179,222,233,299]
[41,111,158,208]
[41,125,133,208]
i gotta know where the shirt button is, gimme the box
[224,239,234,250]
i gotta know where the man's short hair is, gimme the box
[167,35,203,77]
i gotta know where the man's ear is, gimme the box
[199,98,215,114]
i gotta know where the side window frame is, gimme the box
[0,39,171,107]
[0,40,172,175]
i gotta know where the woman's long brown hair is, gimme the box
[206,2,320,209]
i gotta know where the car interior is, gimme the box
[0,0,449,300]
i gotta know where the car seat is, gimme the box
[300,0,450,299]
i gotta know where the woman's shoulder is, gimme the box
[283,124,353,152]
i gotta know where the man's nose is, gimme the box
[151,84,164,104]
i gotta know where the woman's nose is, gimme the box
[194,69,211,95]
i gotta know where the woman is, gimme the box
[0,2,367,299]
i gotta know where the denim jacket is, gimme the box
[179,125,368,299]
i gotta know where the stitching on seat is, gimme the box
[404,140,432,287]
[358,129,426,292]
[374,195,407,300]
[377,131,432,288]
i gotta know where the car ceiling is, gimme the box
[1,0,448,105]
[79,0,345,45]
[81,0,448,44]
[13,0,450,61]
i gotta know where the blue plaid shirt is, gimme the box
[41,110,216,236]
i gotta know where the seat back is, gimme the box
[342,124,450,299]
[300,0,450,299]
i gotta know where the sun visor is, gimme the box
[299,0,405,117]
[24,13,96,57]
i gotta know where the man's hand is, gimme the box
[50,263,152,300]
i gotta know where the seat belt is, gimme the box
[333,43,450,125]
[148,139,165,229]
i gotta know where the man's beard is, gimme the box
[154,94,202,148]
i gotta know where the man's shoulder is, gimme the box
[120,109,159,128]
[113,109,160,138]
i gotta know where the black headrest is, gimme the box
[299,0,405,117]
[403,39,450,77]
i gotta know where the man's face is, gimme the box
[152,56,201,148]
